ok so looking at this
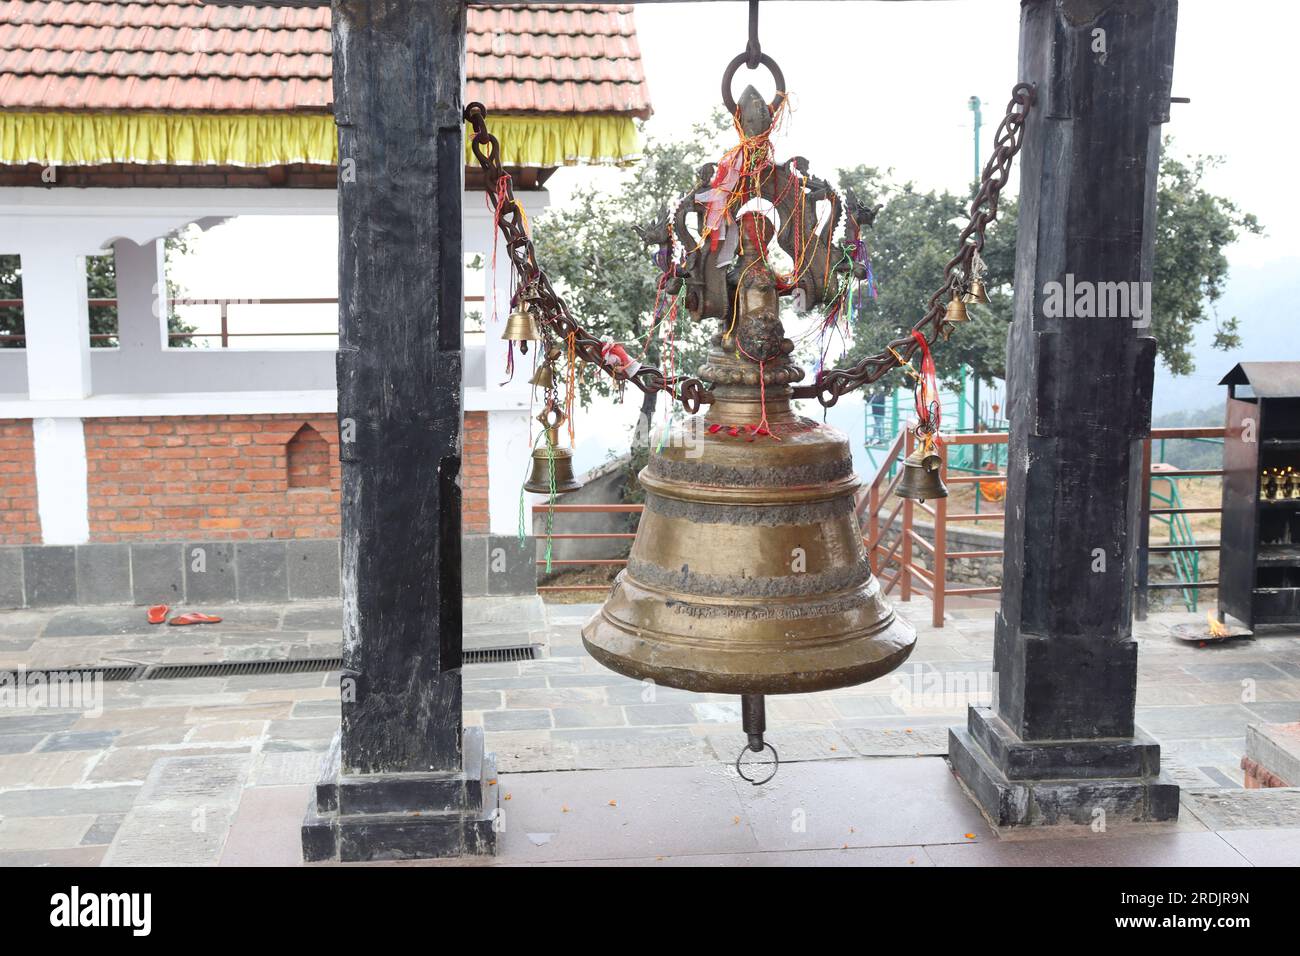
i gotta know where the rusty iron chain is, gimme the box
[791,82,1036,406]
[465,81,1033,416]
[463,103,712,413]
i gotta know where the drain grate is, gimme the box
[464,646,538,664]
[34,648,532,683]
[19,664,146,682]
[146,658,344,680]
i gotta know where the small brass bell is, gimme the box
[502,307,542,346]
[944,292,969,325]
[963,278,989,305]
[524,426,582,494]
[896,442,948,503]
[528,365,555,389]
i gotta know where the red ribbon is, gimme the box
[910,329,941,434]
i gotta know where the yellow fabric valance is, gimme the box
[0,111,640,169]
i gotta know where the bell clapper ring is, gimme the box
[735,693,779,785]
[736,741,779,786]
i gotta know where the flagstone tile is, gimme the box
[0,731,46,754]
[483,709,553,731]
[0,813,95,850]
[551,706,626,729]
[0,751,98,788]
[1217,827,1300,866]
[0,784,140,818]
[504,686,604,708]
[924,830,1248,867]
[185,702,294,723]
[85,746,251,784]
[80,812,126,846]
[186,721,269,744]
[104,807,235,866]
[732,756,991,851]
[0,846,107,866]
[220,784,313,866]
[1136,704,1260,739]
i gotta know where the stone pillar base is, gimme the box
[948,707,1180,827]
[302,728,499,862]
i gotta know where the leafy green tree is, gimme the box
[0,234,196,350]
[519,123,1260,477]
[1151,151,1261,374]
[0,256,20,349]
[836,140,1260,386]
[830,167,1016,387]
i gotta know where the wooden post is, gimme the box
[302,0,497,862]
[900,428,915,602]
[948,0,1180,826]
[932,443,947,628]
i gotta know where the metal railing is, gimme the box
[862,425,1226,626]
[861,430,1008,627]
[529,425,1228,619]
[1134,426,1226,619]
[0,295,486,347]
[531,503,640,594]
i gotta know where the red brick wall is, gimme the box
[0,419,40,545]
[76,413,488,541]
[84,414,342,541]
[463,411,490,533]
[6,413,490,543]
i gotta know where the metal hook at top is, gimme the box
[721,1,785,118]
[746,0,762,68]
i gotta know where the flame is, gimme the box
[1207,612,1230,638]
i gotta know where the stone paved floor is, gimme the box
[1,596,1299,865]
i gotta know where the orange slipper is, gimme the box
[147,604,169,625]
[168,612,223,626]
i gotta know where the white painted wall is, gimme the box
[17,239,92,401]
[31,417,89,545]
[0,185,552,541]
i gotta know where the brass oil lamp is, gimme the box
[467,37,1034,782]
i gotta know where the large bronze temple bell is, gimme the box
[582,221,916,706]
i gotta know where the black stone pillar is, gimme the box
[302,0,497,861]
[948,0,1180,826]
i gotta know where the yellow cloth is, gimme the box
[0,112,639,169]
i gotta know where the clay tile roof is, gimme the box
[0,1,652,117]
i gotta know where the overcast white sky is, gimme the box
[173,0,1298,449]
[609,0,1297,269]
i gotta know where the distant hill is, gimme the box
[1151,404,1223,470]
[1152,257,1299,416]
